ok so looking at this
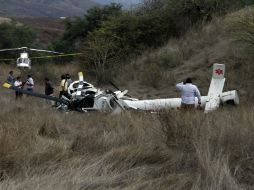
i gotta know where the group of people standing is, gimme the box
[7,71,34,99]
[7,71,72,101]
[7,70,202,110]
[43,73,72,98]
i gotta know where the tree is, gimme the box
[81,31,123,83]
[0,22,36,49]
[52,3,123,53]
[0,22,36,62]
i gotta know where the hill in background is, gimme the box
[0,6,254,190]
[0,0,98,17]
[16,17,65,45]
[94,0,141,7]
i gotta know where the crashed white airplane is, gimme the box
[3,63,239,113]
[125,64,239,113]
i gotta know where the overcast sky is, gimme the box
[94,0,142,6]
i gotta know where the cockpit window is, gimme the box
[17,58,30,64]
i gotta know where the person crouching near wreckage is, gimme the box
[176,78,201,109]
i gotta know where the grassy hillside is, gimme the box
[116,7,254,102]
[15,18,65,45]
[0,87,253,190]
[1,7,254,190]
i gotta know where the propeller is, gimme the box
[0,47,25,52]
[0,47,63,54]
[76,72,84,98]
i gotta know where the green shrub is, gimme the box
[0,22,36,49]
[80,32,125,84]
[0,22,37,63]
[157,49,183,68]
[141,63,164,88]
[52,3,123,53]
[234,14,254,49]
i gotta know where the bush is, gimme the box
[157,48,183,68]
[52,3,123,53]
[66,0,254,83]
[141,63,164,88]
[0,22,36,49]
[80,32,124,83]
[234,12,254,49]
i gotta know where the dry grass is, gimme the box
[1,7,254,190]
[0,86,254,189]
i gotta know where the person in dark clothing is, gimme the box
[45,77,54,105]
[7,71,15,85]
[14,76,23,99]
[65,73,72,87]
[44,77,54,96]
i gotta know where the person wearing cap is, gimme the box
[176,78,201,109]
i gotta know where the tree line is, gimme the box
[1,0,254,82]
[52,0,254,82]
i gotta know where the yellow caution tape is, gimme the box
[3,83,12,89]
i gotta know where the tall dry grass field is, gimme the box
[0,85,253,189]
[1,7,254,190]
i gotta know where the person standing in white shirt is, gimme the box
[176,78,201,109]
[26,75,34,92]
[14,76,23,99]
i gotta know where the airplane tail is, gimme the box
[212,63,225,79]
[204,63,226,113]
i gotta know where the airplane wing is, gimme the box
[204,64,226,113]
[2,83,69,105]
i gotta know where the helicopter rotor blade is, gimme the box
[29,48,63,54]
[0,47,24,52]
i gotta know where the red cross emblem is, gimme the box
[215,69,223,75]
